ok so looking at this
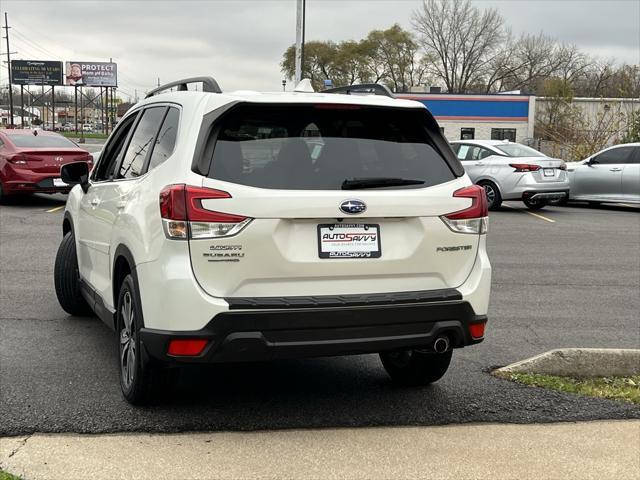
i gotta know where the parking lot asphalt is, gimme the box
[1,196,639,436]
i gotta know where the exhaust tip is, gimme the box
[433,336,450,354]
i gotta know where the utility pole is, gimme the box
[294,0,306,84]
[3,12,16,127]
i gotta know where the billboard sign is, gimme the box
[10,60,63,86]
[65,61,117,87]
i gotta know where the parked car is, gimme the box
[82,124,93,133]
[54,78,491,404]
[450,140,569,210]
[0,129,92,201]
[566,143,640,205]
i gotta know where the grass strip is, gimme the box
[495,372,640,405]
[0,470,22,480]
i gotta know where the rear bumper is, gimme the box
[139,290,487,364]
[2,172,71,195]
[522,190,569,202]
[501,173,570,200]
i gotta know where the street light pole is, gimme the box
[294,0,306,84]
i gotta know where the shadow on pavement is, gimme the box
[1,193,67,209]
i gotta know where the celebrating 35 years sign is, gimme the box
[10,60,63,85]
[65,61,118,87]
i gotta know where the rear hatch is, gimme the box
[181,103,486,298]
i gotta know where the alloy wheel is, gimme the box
[119,291,136,390]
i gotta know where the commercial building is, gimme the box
[397,92,535,143]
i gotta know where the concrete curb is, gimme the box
[495,348,640,377]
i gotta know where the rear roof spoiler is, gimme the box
[145,76,222,98]
[323,83,395,98]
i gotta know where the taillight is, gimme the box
[7,154,27,165]
[558,163,567,171]
[440,185,489,235]
[159,184,252,240]
[509,163,541,172]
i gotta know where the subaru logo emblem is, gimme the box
[339,199,366,215]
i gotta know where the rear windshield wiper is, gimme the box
[341,177,425,190]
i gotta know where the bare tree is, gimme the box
[412,0,505,93]
[364,25,429,92]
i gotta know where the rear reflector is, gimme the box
[167,339,208,356]
[510,163,541,172]
[440,185,488,234]
[159,184,251,239]
[469,322,486,339]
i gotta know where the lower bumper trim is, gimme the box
[140,300,487,364]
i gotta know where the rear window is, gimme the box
[208,105,455,190]
[494,143,545,157]
[9,134,78,148]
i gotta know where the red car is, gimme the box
[0,129,93,201]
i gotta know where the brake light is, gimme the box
[440,185,488,234]
[510,163,541,172]
[167,338,208,356]
[159,184,251,239]
[314,104,362,110]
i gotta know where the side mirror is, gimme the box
[586,157,598,166]
[61,161,90,193]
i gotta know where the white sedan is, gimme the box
[450,140,569,210]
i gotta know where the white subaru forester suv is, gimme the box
[54,78,491,404]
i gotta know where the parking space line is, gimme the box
[46,206,65,213]
[502,204,556,223]
[525,210,556,223]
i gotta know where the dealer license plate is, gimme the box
[318,223,381,259]
[53,178,68,187]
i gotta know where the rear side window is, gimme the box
[118,107,166,179]
[148,107,179,171]
[208,105,455,190]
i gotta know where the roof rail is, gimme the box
[145,76,222,98]
[323,83,394,98]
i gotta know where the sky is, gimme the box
[1,0,639,101]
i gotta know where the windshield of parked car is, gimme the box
[9,134,78,148]
[494,143,545,157]
[209,104,456,190]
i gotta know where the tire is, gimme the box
[117,274,167,405]
[523,197,547,210]
[380,349,453,386]
[478,181,502,210]
[54,232,92,316]
[0,182,6,204]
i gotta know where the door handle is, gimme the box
[90,198,100,207]
[475,162,485,166]
[609,168,622,172]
